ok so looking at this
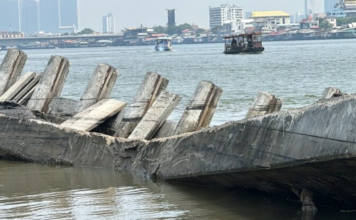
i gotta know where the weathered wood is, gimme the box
[0,49,28,95]
[322,87,344,100]
[48,98,78,118]
[154,120,177,139]
[76,64,118,113]
[129,91,181,140]
[60,99,126,132]
[12,73,41,104]
[26,56,70,113]
[245,91,282,119]
[0,71,35,101]
[113,72,169,138]
[174,81,222,135]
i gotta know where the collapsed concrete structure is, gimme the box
[0,49,355,212]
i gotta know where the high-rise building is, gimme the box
[167,9,176,26]
[103,13,115,33]
[325,0,338,12]
[59,0,78,28]
[305,0,324,16]
[21,0,40,34]
[39,0,60,33]
[209,4,243,28]
[0,0,21,32]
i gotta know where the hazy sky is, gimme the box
[79,0,305,32]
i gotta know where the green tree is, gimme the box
[77,28,95,35]
[211,26,223,34]
[195,28,206,37]
[153,25,166,33]
[336,17,356,26]
[317,18,333,29]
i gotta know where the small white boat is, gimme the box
[155,37,172,51]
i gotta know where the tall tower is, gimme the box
[305,0,324,16]
[39,0,60,33]
[20,0,40,34]
[103,13,116,33]
[59,0,78,28]
[167,9,176,26]
[324,0,339,12]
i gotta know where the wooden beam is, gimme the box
[60,99,126,132]
[14,74,41,105]
[0,71,35,101]
[0,49,27,95]
[113,72,169,138]
[76,64,118,113]
[245,91,282,119]
[174,81,222,135]
[26,55,70,113]
[129,91,181,140]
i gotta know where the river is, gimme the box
[1,40,356,219]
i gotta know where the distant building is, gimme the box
[326,16,338,27]
[340,0,356,16]
[209,4,243,29]
[103,14,116,33]
[59,0,78,28]
[0,0,21,32]
[251,11,291,25]
[305,0,324,16]
[21,0,40,34]
[327,7,347,17]
[325,0,338,12]
[39,0,60,33]
[167,9,176,26]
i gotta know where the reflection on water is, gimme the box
[1,161,356,220]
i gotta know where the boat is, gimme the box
[224,33,264,54]
[155,37,172,51]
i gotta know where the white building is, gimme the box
[209,4,243,30]
[305,0,325,16]
[103,13,116,34]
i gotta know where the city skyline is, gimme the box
[0,0,308,33]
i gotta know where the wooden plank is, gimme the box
[200,85,223,128]
[0,49,28,95]
[0,71,35,101]
[129,91,181,140]
[113,72,169,138]
[12,73,41,103]
[154,120,177,139]
[76,64,118,113]
[60,99,126,132]
[245,91,282,119]
[174,81,215,135]
[26,55,70,113]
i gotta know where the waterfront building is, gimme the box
[326,16,338,27]
[251,11,291,25]
[305,0,324,16]
[21,0,40,34]
[340,0,356,16]
[0,0,21,32]
[39,0,60,33]
[103,13,116,33]
[167,9,176,26]
[209,4,243,29]
[325,0,338,12]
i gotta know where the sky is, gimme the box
[79,0,305,32]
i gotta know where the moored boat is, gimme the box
[155,37,172,51]
[224,33,264,54]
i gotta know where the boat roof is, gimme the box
[224,33,262,39]
[156,37,172,40]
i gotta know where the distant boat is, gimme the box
[224,33,264,54]
[155,37,172,51]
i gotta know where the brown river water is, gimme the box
[1,40,356,219]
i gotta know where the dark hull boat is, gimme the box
[224,33,264,54]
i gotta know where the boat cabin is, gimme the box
[155,37,172,51]
[224,33,264,54]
